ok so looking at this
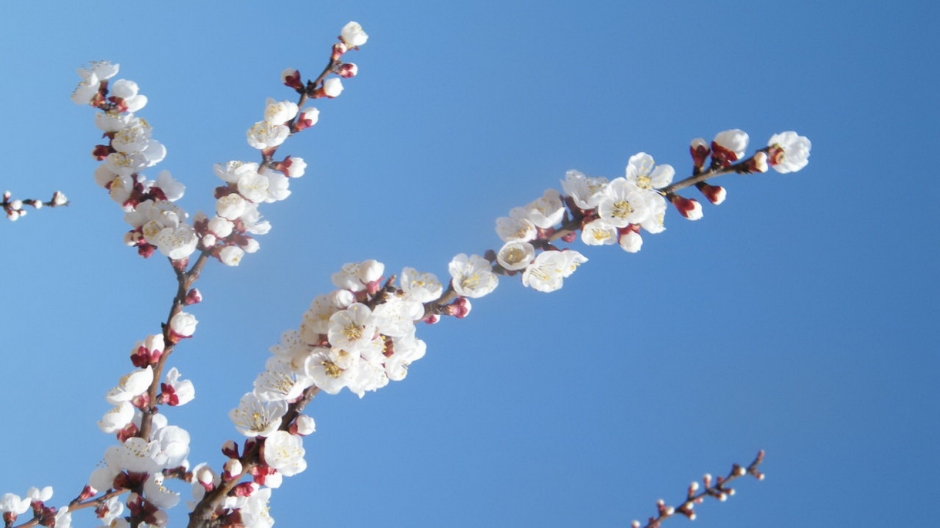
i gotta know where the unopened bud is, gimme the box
[291,414,316,435]
[670,195,703,220]
[281,68,303,91]
[745,151,769,173]
[331,42,348,60]
[690,137,710,168]
[221,440,239,459]
[695,182,726,205]
[337,63,358,78]
[184,288,203,305]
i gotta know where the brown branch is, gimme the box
[633,450,766,528]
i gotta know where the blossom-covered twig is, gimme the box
[631,450,766,528]
[2,190,68,222]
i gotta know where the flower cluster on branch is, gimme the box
[0,20,810,528]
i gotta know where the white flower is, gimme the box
[219,245,245,266]
[496,241,536,270]
[263,98,299,125]
[561,170,609,210]
[105,437,162,473]
[152,223,199,260]
[216,193,248,220]
[597,178,649,227]
[95,111,131,133]
[98,401,135,433]
[322,77,344,98]
[619,230,643,253]
[207,216,234,238]
[625,153,674,191]
[449,253,498,298]
[111,117,154,154]
[373,296,422,337]
[241,203,271,234]
[155,170,185,202]
[71,61,119,105]
[346,360,389,397]
[639,192,668,234]
[214,161,260,184]
[152,425,191,469]
[331,262,366,291]
[767,131,811,173]
[253,357,315,402]
[0,493,31,516]
[712,129,749,165]
[580,219,618,246]
[169,312,198,338]
[111,79,148,112]
[561,250,588,277]
[495,215,537,242]
[144,473,180,509]
[263,431,307,476]
[400,267,443,303]
[521,188,565,229]
[521,251,582,292]
[240,487,275,528]
[105,366,154,405]
[340,21,369,47]
[327,303,377,353]
[305,349,354,395]
[247,121,290,150]
[230,393,288,437]
[26,486,53,503]
[163,367,195,406]
[358,259,385,284]
[300,294,341,342]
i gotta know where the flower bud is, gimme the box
[291,414,316,436]
[695,182,727,204]
[168,312,198,342]
[340,21,368,48]
[281,68,303,91]
[184,288,203,305]
[711,129,749,167]
[331,42,348,60]
[670,195,703,220]
[690,137,710,168]
[295,107,320,131]
[337,63,358,78]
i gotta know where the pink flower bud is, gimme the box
[690,137,710,168]
[670,195,703,220]
[281,68,303,91]
[745,151,769,173]
[337,63,358,78]
[331,42,348,60]
[221,440,239,459]
[185,289,202,305]
[695,182,726,205]
[294,107,320,131]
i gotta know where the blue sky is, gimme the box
[1,1,937,527]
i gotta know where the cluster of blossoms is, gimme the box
[1,487,70,527]
[0,20,805,528]
[2,190,68,221]
[71,61,194,260]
